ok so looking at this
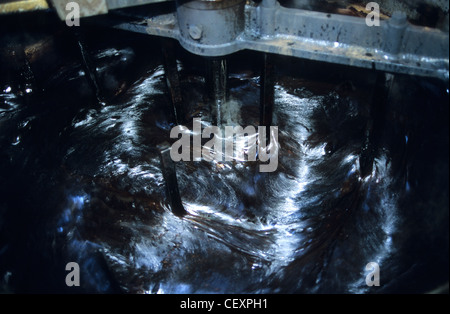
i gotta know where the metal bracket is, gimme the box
[141,0,448,81]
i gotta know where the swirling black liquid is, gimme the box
[0,14,448,293]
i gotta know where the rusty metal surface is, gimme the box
[106,0,170,10]
[49,0,170,20]
[0,0,48,14]
[50,0,108,19]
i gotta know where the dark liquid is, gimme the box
[0,14,448,293]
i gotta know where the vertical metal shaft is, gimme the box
[360,71,389,177]
[260,53,275,143]
[161,39,185,125]
[206,57,228,127]
[158,142,186,217]
[72,29,104,105]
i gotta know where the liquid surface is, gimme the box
[0,22,448,293]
